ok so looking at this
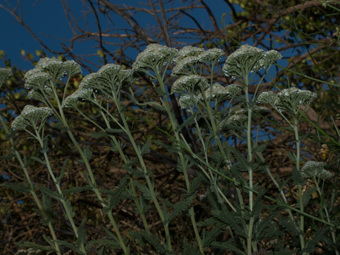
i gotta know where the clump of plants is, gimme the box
[1,43,339,254]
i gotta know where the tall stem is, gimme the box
[244,75,256,255]
[155,69,203,253]
[56,87,127,253]
[34,129,86,254]
[293,117,306,254]
[0,115,62,254]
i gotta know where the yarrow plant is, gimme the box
[1,44,339,255]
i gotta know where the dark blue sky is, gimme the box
[0,1,233,71]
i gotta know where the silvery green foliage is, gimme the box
[80,64,134,95]
[0,68,12,88]
[132,44,178,72]
[222,45,282,79]
[179,94,201,109]
[301,161,332,180]
[275,88,317,115]
[11,105,52,131]
[171,75,209,94]
[63,87,94,108]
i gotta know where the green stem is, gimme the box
[0,115,62,255]
[293,117,305,254]
[244,75,256,255]
[34,129,86,254]
[117,99,172,252]
[155,69,202,253]
[200,82,244,213]
[56,87,127,253]
[314,177,339,255]
[76,104,149,234]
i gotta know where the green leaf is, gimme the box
[84,146,93,161]
[203,226,221,246]
[175,110,198,133]
[37,185,63,201]
[56,159,69,184]
[130,230,166,253]
[141,137,151,155]
[86,238,121,250]
[277,215,299,236]
[182,239,201,255]
[54,239,79,253]
[291,167,305,185]
[90,132,108,138]
[211,240,244,254]
[30,156,46,165]
[76,218,87,248]
[134,181,152,200]
[41,192,56,224]
[2,182,31,193]
[105,128,124,134]
[168,193,195,222]
[63,185,93,195]
[103,176,129,214]
[302,187,316,207]
[15,241,55,252]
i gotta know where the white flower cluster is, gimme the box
[63,87,94,108]
[171,75,209,94]
[256,91,276,106]
[198,48,225,64]
[63,60,82,78]
[275,88,317,114]
[203,83,241,102]
[178,94,201,109]
[11,105,52,131]
[0,68,11,88]
[132,44,178,72]
[35,58,66,82]
[301,161,332,180]
[219,104,270,131]
[24,71,51,90]
[257,88,317,116]
[23,58,82,102]
[173,46,204,63]
[80,64,134,95]
[27,87,53,102]
[222,45,281,79]
[172,56,200,76]
[172,47,225,76]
